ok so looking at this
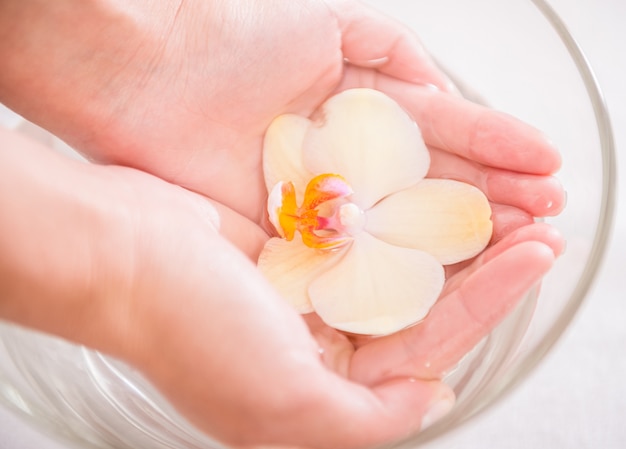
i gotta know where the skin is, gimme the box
[0,1,566,448]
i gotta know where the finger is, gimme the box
[349,241,556,385]
[372,79,562,175]
[488,203,534,243]
[331,1,457,93]
[428,148,566,217]
[444,222,565,293]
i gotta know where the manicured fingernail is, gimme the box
[421,395,455,431]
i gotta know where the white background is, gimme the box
[1,0,624,448]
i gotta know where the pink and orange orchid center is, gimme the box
[268,173,365,250]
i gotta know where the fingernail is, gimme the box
[421,394,455,431]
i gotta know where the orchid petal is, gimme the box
[267,181,298,240]
[302,88,430,209]
[257,237,343,313]
[263,114,313,200]
[308,233,444,336]
[365,179,493,265]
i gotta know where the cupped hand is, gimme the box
[114,166,564,449]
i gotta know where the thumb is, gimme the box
[330,0,457,92]
[274,374,456,449]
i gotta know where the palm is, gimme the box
[76,0,343,224]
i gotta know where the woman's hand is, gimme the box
[101,166,564,449]
[0,0,564,235]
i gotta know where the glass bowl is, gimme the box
[0,0,615,448]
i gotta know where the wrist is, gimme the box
[0,127,136,356]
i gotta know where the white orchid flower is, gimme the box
[258,88,492,336]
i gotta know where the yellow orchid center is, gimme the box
[268,174,365,250]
